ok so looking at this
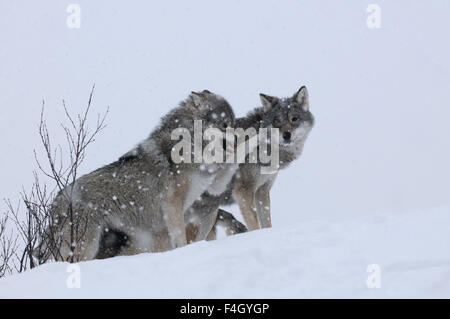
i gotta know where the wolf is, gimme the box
[37,90,238,261]
[231,85,314,230]
[186,86,314,240]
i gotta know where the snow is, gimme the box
[1,205,449,298]
[1,0,450,298]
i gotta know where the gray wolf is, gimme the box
[232,85,314,230]
[188,86,314,238]
[37,90,237,261]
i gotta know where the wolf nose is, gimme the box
[282,131,291,141]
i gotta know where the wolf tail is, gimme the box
[216,209,248,235]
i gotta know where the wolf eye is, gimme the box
[291,117,299,122]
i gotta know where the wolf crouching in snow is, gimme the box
[187,86,314,239]
[35,90,238,261]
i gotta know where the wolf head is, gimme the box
[122,90,235,166]
[140,90,236,168]
[188,90,237,164]
[259,86,314,143]
[187,90,235,132]
[258,86,314,166]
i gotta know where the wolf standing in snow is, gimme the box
[187,86,314,239]
[232,86,314,230]
[38,90,237,261]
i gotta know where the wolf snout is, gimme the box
[282,131,292,142]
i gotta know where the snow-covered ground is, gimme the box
[1,205,449,298]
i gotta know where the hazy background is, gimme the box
[1,0,449,226]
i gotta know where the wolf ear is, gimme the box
[191,91,207,108]
[294,86,309,111]
[260,94,277,113]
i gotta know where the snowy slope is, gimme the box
[1,205,449,299]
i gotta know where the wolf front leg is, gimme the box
[57,220,103,261]
[255,183,272,229]
[205,224,217,241]
[185,208,219,243]
[233,186,260,231]
[163,203,187,248]
[162,184,188,249]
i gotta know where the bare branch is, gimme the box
[2,86,108,275]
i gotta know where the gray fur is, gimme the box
[234,86,314,229]
[205,209,248,241]
[189,86,314,235]
[40,90,237,261]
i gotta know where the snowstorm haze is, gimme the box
[1,0,450,225]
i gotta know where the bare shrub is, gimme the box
[1,86,108,276]
[0,215,18,277]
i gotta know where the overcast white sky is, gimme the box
[1,1,449,225]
